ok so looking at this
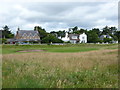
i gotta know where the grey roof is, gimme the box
[7,39,40,42]
[17,30,39,36]
[68,34,79,40]
[100,34,112,38]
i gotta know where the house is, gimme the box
[99,34,112,40]
[79,33,87,43]
[69,33,87,44]
[69,34,80,44]
[99,34,118,43]
[15,28,40,44]
[7,28,40,44]
[59,32,87,44]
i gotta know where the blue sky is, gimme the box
[0,0,119,33]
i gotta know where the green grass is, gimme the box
[2,44,118,54]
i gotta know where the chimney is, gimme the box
[35,26,39,31]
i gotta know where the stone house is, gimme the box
[15,28,40,44]
[7,28,40,44]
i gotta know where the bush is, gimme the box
[2,38,7,44]
[41,34,64,43]
[103,38,113,43]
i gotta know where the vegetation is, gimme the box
[2,44,118,54]
[41,34,63,44]
[2,44,118,88]
[1,25,14,39]
[1,25,119,44]
[50,26,119,43]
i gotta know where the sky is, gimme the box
[0,0,119,33]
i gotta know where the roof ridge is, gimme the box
[19,30,35,31]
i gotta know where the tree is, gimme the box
[41,34,63,43]
[79,29,87,34]
[50,31,58,37]
[87,30,100,43]
[103,38,112,43]
[2,25,14,39]
[2,38,7,44]
[114,31,120,43]
[92,28,101,36]
[56,30,66,38]
[102,26,110,35]
[72,26,78,33]
[109,26,117,35]
[34,26,48,40]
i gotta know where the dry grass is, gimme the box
[2,49,118,88]
[3,49,118,71]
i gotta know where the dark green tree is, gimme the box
[109,26,117,35]
[41,34,63,43]
[103,38,113,43]
[102,26,110,35]
[92,28,101,36]
[2,25,14,38]
[50,31,58,37]
[34,26,48,40]
[87,30,100,43]
[114,31,120,43]
[72,26,78,33]
[56,30,66,38]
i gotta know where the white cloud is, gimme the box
[0,1,118,32]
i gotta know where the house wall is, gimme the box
[79,33,87,43]
[70,40,77,44]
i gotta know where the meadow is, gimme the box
[2,44,119,88]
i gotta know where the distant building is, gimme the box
[69,33,87,44]
[15,28,40,44]
[99,34,118,43]
[7,28,40,44]
[59,32,87,44]
[69,34,80,44]
[99,34,112,40]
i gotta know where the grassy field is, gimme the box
[2,44,119,88]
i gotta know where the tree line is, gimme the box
[1,25,120,44]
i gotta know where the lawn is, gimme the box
[2,43,118,54]
[2,44,119,88]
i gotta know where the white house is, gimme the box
[59,32,87,44]
[79,33,87,43]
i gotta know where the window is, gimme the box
[82,37,84,39]
[72,36,77,39]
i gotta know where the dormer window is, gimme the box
[29,33,33,39]
[22,33,27,39]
